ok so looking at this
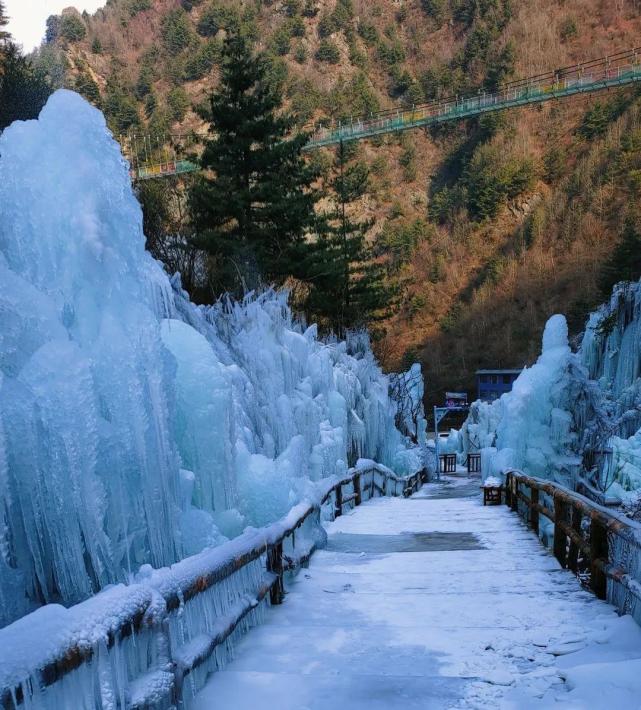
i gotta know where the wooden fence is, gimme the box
[1,464,427,710]
[505,470,641,616]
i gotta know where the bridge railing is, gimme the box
[306,47,641,148]
[0,463,426,710]
[505,469,641,621]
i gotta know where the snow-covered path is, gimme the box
[195,475,641,709]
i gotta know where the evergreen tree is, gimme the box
[305,142,395,337]
[0,1,10,46]
[600,216,641,296]
[0,45,51,132]
[189,28,318,294]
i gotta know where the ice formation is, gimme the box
[460,280,641,501]
[460,315,582,484]
[0,90,423,628]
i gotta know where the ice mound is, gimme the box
[461,314,582,485]
[0,91,423,626]
[461,280,641,500]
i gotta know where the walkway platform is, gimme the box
[195,474,641,708]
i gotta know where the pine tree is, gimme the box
[0,45,51,132]
[0,2,10,46]
[600,216,641,296]
[304,141,395,337]
[189,28,318,294]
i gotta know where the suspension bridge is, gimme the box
[124,47,641,181]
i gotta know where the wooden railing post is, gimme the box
[530,487,539,536]
[567,508,582,574]
[354,474,362,506]
[510,474,519,513]
[554,497,568,568]
[335,484,343,518]
[590,520,608,600]
[267,542,285,605]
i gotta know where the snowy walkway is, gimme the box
[195,475,641,709]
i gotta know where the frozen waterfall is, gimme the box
[460,279,641,503]
[0,90,423,627]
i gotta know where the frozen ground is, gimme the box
[195,474,641,709]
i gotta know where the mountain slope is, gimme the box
[41,0,641,405]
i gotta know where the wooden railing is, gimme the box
[505,470,641,616]
[0,463,427,710]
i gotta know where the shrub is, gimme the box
[357,21,378,45]
[302,0,319,18]
[294,43,308,64]
[420,0,446,26]
[197,3,237,37]
[75,71,101,105]
[399,144,417,182]
[135,65,153,99]
[104,86,140,133]
[327,73,379,120]
[289,15,306,37]
[45,15,60,43]
[331,0,353,30]
[271,26,291,55]
[316,38,340,64]
[388,66,413,98]
[168,86,190,121]
[484,41,515,91]
[183,39,222,80]
[348,40,367,70]
[377,39,405,67]
[127,0,152,17]
[429,185,463,224]
[560,17,577,42]
[377,218,430,267]
[577,102,613,140]
[317,13,335,37]
[464,144,535,221]
[59,14,86,42]
[162,8,193,54]
[144,92,157,118]
[283,0,302,17]
[543,147,565,183]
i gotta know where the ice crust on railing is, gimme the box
[0,463,393,707]
[0,500,313,700]
[0,90,423,626]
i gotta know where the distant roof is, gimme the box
[475,369,523,375]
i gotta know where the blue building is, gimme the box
[476,369,522,402]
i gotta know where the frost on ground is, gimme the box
[194,477,641,710]
[0,90,424,627]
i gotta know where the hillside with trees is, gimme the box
[35,0,641,405]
